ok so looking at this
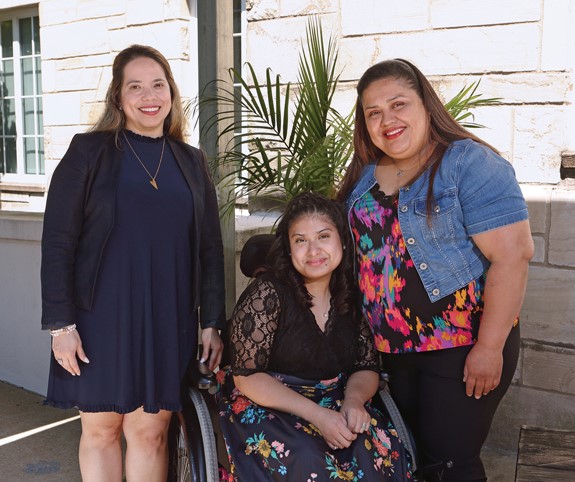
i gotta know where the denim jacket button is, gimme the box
[400,205,408,213]
[434,205,441,213]
[432,288,440,296]
[407,237,415,245]
[420,263,428,270]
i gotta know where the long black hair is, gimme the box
[266,192,356,315]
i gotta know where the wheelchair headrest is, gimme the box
[240,233,275,278]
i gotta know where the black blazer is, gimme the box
[41,131,226,330]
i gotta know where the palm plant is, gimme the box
[197,17,500,217]
[444,81,501,128]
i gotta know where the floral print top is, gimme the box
[350,185,485,353]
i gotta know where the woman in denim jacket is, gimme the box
[337,59,534,482]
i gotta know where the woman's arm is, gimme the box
[465,219,533,398]
[340,370,379,433]
[234,372,357,449]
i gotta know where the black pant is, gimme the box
[381,326,520,482]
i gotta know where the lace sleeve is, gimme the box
[351,315,380,373]
[229,277,281,376]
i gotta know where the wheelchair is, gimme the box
[166,234,450,482]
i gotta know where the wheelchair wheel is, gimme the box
[167,388,220,482]
[378,384,419,474]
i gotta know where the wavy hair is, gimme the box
[91,44,186,142]
[266,192,356,315]
[337,58,496,209]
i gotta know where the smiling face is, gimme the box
[362,77,434,167]
[120,56,172,137]
[288,213,343,285]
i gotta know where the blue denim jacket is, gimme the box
[345,139,529,302]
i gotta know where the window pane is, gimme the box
[21,57,34,95]
[234,85,241,132]
[23,97,35,134]
[4,98,16,135]
[33,16,40,54]
[234,36,241,72]
[1,20,13,58]
[0,139,4,173]
[37,97,43,135]
[2,59,15,96]
[24,137,36,174]
[35,56,42,92]
[38,139,44,174]
[19,18,33,56]
[5,136,16,173]
[233,0,242,33]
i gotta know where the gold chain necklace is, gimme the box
[122,131,166,190]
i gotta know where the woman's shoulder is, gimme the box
[73,130,115,143]
[443,139,508,172]
[167,137,204,161]
[66,131,116,154]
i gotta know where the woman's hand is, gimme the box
[463,342,503,398]
[313,406,357,450]
[200,327,223,371]
[339,370,378,434]
[51,330,89,376]
[341,398,372,434]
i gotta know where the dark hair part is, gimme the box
[91,44,186,142]
[266,192,356,315]
[337,58,496,210]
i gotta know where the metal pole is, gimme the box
[197,0,236,317]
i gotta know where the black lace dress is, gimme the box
[216,273,413,481]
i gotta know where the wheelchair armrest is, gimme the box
[379,371,390,390]
[186,359,216,391]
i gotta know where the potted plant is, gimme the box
[197,17,500,218]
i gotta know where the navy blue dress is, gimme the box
[46,130,197,413]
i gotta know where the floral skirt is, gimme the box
[216,370,413,481]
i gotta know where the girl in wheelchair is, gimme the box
[216,192,413,481]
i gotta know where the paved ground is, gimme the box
[0,380,517,481]
[0,381,81,481]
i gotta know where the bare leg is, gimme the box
[79,411,124,482]
[123,408,172,482]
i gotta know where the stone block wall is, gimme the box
[39,0,200,184]
[245,0,575,185]
[484,186,575,452]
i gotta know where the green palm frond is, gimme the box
[197,17,352,216]
[195,17,501,217]
[444,80,501,128]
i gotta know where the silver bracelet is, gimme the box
[49,324,77,337]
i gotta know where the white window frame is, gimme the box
[0,6,44,185]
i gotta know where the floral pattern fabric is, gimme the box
[216,370,413,481]
[350,186,485,354]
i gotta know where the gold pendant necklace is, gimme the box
[122,131,166,190]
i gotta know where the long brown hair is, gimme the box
[336,59,496,209]
[91,44,186,142]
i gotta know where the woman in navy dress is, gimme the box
[41,45,225,481]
